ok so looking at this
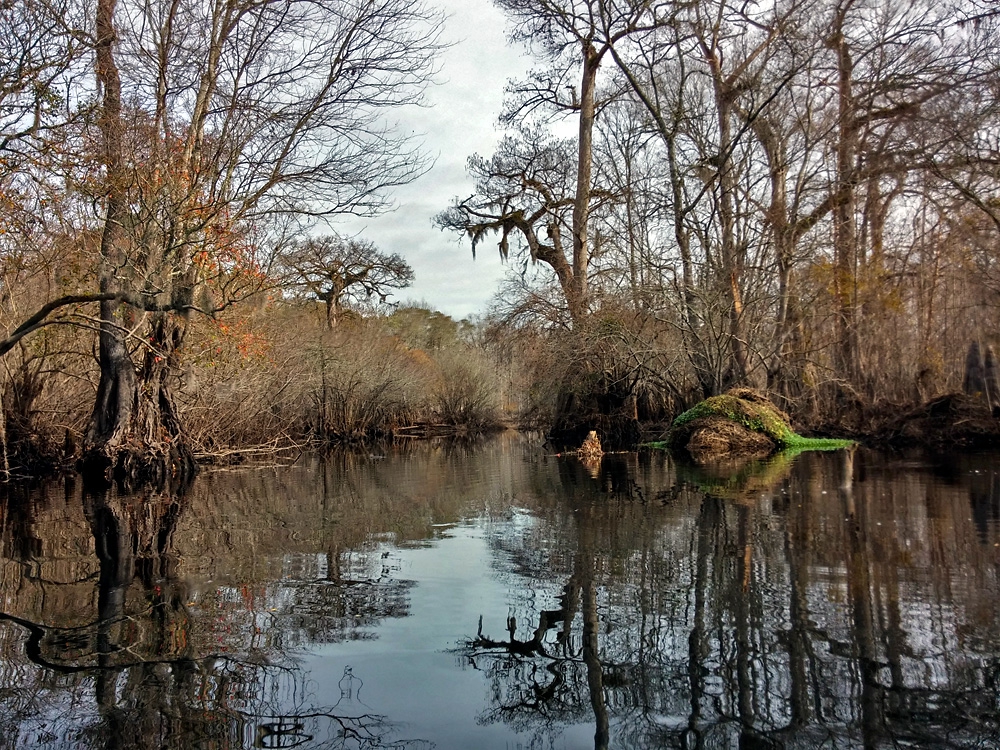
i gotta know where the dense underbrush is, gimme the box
[2,296,999,478]
[0,302,513,474]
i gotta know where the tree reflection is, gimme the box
[465,449,1000,748]
[0,476,430,749]
[3,440,1000,747]
[467,457,671,748]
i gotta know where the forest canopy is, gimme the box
[439,0,1000,443]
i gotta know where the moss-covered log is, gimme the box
[655,388,853,463]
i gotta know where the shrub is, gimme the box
[431,348,503,429]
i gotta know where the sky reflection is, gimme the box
[1,439,999,748]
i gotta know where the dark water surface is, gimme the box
[2,435,1000,749]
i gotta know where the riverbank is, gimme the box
[4,382,999,483]
[636,390,1000,458]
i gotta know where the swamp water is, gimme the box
[0,434,999,749]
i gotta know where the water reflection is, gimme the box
[464,450,1000,748]
[0,461,439,748]
[674,450,801,502]
[0,439,999,748]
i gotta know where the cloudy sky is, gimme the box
[338,0,532,320]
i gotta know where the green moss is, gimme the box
[671,394,792,441]
[661,392,854,453]
[780,434,855,451]
[642,440,670,450]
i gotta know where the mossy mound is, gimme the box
[661,388,853,463]
[679,416,777,462]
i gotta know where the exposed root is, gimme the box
[681,416,777,464]
[79,440,196,491]
[879,392,1000,447]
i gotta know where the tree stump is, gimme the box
[579,430,603,458]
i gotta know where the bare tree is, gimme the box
[281,235,414,329]
[437,129,583,328]
[596,0,1000,405]
[440,0,672,328]
[0,0,94,353]
[0,0,83,168]
[78,0,444,482]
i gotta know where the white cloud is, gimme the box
[337,0,533,320]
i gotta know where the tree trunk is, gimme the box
[83,311,195,487]
[831,15,861,389]
[755,118,809,403]
[84,0,133,480]
[81,0,194,487]
[666,137,713,397]
[964,341,987,397]
[608,36,714,396]
[703,36,749,388]
[567,42,600,327]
